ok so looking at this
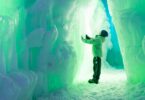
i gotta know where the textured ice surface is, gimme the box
[0,0,77,98]
[108,0,145,82]
[0,74,20,100]
[0,71,37,100]
[0,0,110,94]
[0,0,145,99]
[38,69,145,100]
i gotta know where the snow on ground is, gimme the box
[38,69,145,100]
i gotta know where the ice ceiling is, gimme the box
[0,0,145,99]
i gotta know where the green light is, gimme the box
[108,0,145,83]
[0,0,24,16]
[74,1,97,83]
[66,0,109,84]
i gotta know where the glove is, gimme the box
[86,35,91,39]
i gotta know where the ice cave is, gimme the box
[0,0,145,100]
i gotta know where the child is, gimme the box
[81,30,108,84]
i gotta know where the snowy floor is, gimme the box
[38,69,145,100]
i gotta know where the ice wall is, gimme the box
[0,0,81,99]
[102,0,123,68]
[25,0,77,94]
[1,0,77,95]
[0,0,37,100]
[0,0,125,99]
[108,0,145,83]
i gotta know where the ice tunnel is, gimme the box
[0,0,145,99]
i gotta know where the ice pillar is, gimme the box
[108,0,145,83]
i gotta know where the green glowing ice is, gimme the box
[66,0,110,83]
[0,0,110,86]
[0,0,129,96]
[108,0,145,83]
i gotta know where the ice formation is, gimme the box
[0,0,145,99]
[108,0,145,83]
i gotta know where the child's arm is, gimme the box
[81,36,100,44]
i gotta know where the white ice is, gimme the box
[37,69,145,100]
